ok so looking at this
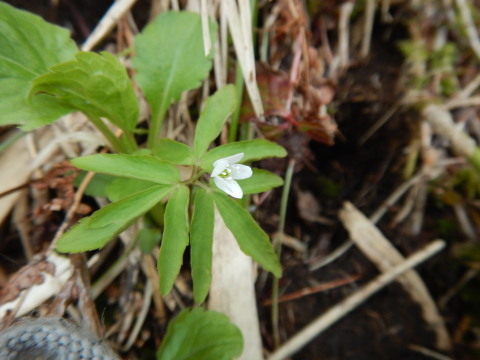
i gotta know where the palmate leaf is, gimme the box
[57,185,173,252]
[30,52,139,132]
[132,11,217,144]
[71,154,180,184]
[200,139,287,171]
[158,186,190,295]
[213,192,282,277]
[193,85,237,158]
[190,189,215,303]
[156,308,243,360]
[0,2,77,129]
[105,178,157,202]
[153,139,194,165]
[239,169,284,195]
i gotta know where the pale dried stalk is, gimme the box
[337,1,354,69]
[408,344,452,360]
[444,96,480,110]
[423,104,476,158]
[223,0,264,118]
[140,254,166,321]
[454,0,480,60]
[360,0,376,58]
[452,73,480,101]
[267,240,446,360]
[12,191,34,260]
[200,0,212,56]
[122,279,153,351]
[208,210,263,360]
[339,202,451,350]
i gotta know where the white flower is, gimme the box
[211,153,252,199]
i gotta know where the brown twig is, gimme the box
[263,275,360,306]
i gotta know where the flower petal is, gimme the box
[230,164,252,180]
[211,159,229,177]
[214,176,243,198]
[223,153,244,165]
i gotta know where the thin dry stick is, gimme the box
[439,268,478,308]
[12,191,34,260]
[81,0,138,51]
[408,344,452,360]
[122,279,153,351]
[454,0,480,60]
[140,254,166,321]
[48,171,96,252]
[91,239,139,299]
[381,0,392,21]
[452,73,480,100]
[360,0,376,58]
[444,96,480,110]
[223,0,264,117]
[200,0,212,56]
[310,171,427,271]
[340,202,451,349]
[337,1,354,70]
[358,103,400,145]
[267,240,446,360]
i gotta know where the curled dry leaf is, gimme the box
[0,252,74,327]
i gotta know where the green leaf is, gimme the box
[74,172,117,198]
[138,227,162,254]
[106,178,157,202]
[153,139,194,165]
[71,154,180,184]
[193,85,236,158]
[156,308,243,360]
[57,185,173,252]
[213,192,282,277]
[190,189,214,303]
[158,185,190,295]
[239,169,284,195]
[0,2,77,129]
[30,51,139,132]
[201,139,287,171]
[132,11,216,141]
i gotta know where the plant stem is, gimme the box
[89,116,126,153]
[229,65,245,143]
[122,130,139,153]
[272,159,295,348]
[147,103,168,149]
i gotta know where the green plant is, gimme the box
[0,3,287,358]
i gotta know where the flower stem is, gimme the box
[122,130,139,153]
[271,158,295,348]
[88,116,127,153]
[147,102,168,149]
[228,65,245,143]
